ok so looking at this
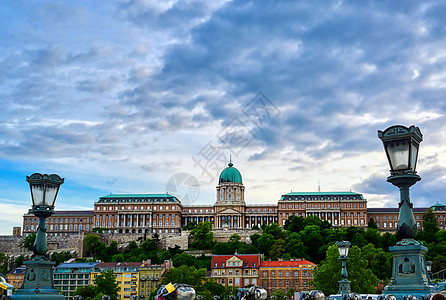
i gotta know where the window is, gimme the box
[279,271,282,277]
[294,271,298,276]
[285,271,289,277]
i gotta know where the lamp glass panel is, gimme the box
[426,263,432,272]
[31,184,45,206]
[410,143,418,172]
[338,245,347,257]
[387,140,409,170]
[44,185,58,206]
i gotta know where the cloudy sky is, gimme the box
[1,1,446,235]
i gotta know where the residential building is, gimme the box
[259,260,316,295]
[7,266,26,289]
[91,262,141,300]
[53,262,98,300]
[211,254,260,287]
[139,260,171,299]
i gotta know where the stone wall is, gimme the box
[0,229,257,259]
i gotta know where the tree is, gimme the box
[312,244,378,295]
[73,285,96,299]
[269,239,286,259]
[23,233,36,251]
[51,251,72,266]
[285,232,307,259]
[255,233,275,255]
[94,269,119,299]
[173,252,195,267]
[273,289,284,300]
[262,223,286,240]
[368,217,378,229]
[184,221,198,231]
[190,221,214,249]
[417,208,439,243]
[161,265,207,290]
[0,252,8,274]
[14,255,25,267]
[85,234,106,257]
[284,215,305,233]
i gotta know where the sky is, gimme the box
[1,1,446,235]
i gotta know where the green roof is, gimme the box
[219,162,243,184]
[281,192,363,200]
[98,194,179,203]
[431,202,446,207]
[284,192,362,196]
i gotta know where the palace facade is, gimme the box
[22,162,446,237]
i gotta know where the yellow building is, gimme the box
[7,266,26,289]
[139,260,172,299]
[91,262,141,300]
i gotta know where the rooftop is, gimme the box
[97,194,179,203]
[281,192,364,201]
[55,262,99,269]
[260,260,316,268]
[211,254,260,268]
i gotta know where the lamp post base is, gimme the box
[11,259,64,299]
[384,239,435,300]
[338,278,351,295]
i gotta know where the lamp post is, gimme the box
[11,173,65,300]
[336,241,351,296]
[378,126,434,299]
[426,261,432,282]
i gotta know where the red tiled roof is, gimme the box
[211,254,260,268]
[260,260,315,268]
[95,262,142,268]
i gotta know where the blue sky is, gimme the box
[1,1,446,235]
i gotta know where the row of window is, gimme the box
[26,218,92,223]
[96,220,176,227]
[100,197,178,203]
[214,262,256,268]
[281,203,364,209]
[264,279,308,287]
[221,278,257,285]
[282,195,362,201]
[96,205,178,211]
[26,224,90,231]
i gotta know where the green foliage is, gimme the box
[368,217,378,229]
[0,252,8,273]
[273,289,284,300]
[190,221,214,249]
[73,285,96,299]
[269,239,286,259]
[313,244,379,295]
[94,269,119,299]
[51,251,73,266]
[23,233,36,251]
[173,252,195,267]
[416,208,439,244]
[14,255,25,267]
[184,221,198,231]
[161,265,207,290]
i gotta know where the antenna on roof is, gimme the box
[318,179,321,192]
[230,154,232,164]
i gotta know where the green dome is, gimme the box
[219,162,243,184]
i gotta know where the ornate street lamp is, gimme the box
[378,125,422,240]
[11,173,65,300]
[336,241,351,296]
[378,126,434,299]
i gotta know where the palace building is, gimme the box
[22,162,446,237]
